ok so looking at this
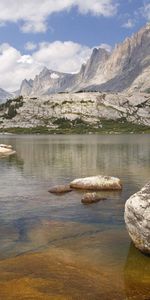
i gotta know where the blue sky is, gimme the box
[0,0,149,91]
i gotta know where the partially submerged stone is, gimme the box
[0,144,16,156]
[81,192,106,204]
[0,144,12,149]
[48,185,72,194]
[70,175,122,191]
[124,182,150,255]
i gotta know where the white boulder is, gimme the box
[70,175,122,190]
[0,144,16,156]
[125,183,150,254]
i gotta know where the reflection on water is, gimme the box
[0,134,150,299]
[124,243,150,299]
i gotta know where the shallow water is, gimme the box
[0,134,150,299]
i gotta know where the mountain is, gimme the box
[84,23,150,92]
[20,68,74,96]
[0,88,13,103]
[19,24,150,96]
[19,48,110,96]
[19,79,33,96]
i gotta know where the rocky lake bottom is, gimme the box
[0,134,150,299]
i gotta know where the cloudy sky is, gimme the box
[0,0,149,91]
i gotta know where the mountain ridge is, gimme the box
[0,88,13,103]
[19,23,150,96]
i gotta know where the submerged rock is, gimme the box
[124,182,150,254]
[48,185,72,194]
[70,175,122,191]
[81,193,106,204]
[0,144,16,156]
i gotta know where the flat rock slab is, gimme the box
[48,185,72,194]
[125,182,150,255]
[81,193,107,204]
[70,175,122,191]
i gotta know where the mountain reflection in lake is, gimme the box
[0,134,150,299]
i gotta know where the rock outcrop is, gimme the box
[0,92,150,129]
[125,183,150,254]
[70,175,122,190]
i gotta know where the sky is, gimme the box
[0,0,149,91]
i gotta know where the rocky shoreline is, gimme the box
[0,92,150,134]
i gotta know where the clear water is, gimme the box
[0,134,149,300]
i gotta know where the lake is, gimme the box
[0,134,150,300]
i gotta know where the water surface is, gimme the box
[0,134,150,299]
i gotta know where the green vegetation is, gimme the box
[51,103,59,109]
[0,118,150,134]
[75,90,101,93]
[0,96,24,119]
[53,117,93,132]
[6,105,17,119]
[62,100,71,105]
[80,99,94,104]
[99,119,150,133]
[144,88,150,93]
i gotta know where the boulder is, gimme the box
[70,175,122,190]
[0,144,12,149]
[48,185,72,194]
[124,183,150,254]
[0,144,16,156]
[81,193,106,204]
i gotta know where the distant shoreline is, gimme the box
[0,119,150,135]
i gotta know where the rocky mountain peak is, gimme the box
[19,79,33,96]
[80,47,110,81]
[39,67,51,78]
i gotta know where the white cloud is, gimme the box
[0,41,94,91]
[98,43,112,52]
[143,3,150,21]
[122,18,135,28]
[33,41,92,73]
[0,44,41,91]
[0,0,118,33]
[76,0,118,17]
[25,42,37,51]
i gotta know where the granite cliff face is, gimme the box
[19,24,150,96]
[86,24,150,92]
